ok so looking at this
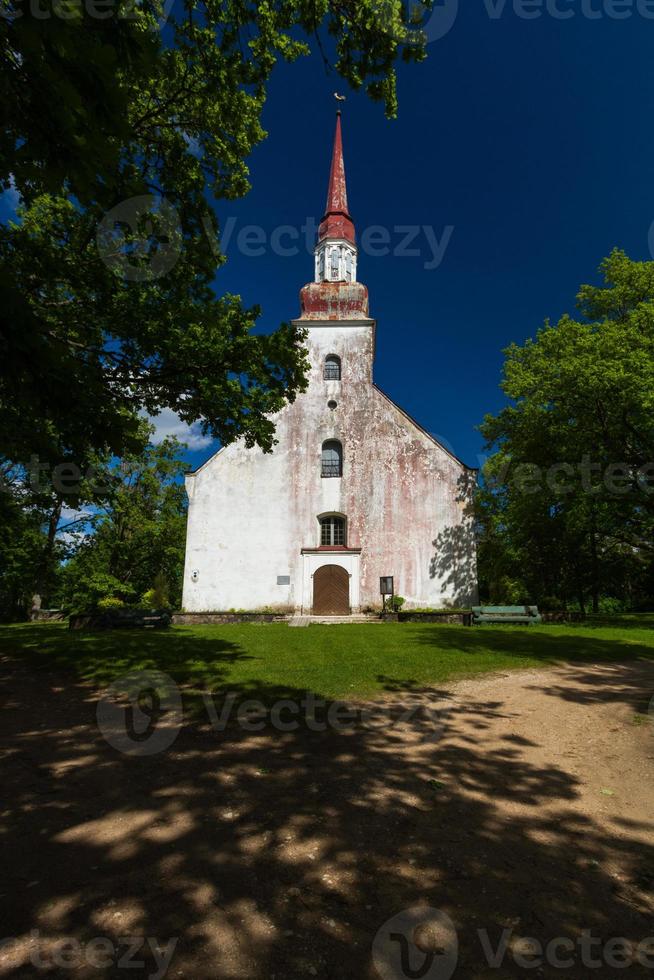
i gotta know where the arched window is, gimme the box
[320,515,346,546]
[330,246,340,279]
[345,250,352,282]
[323,355,341,381]
[321,440,343,478]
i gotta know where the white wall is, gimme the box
[182,319,478,612]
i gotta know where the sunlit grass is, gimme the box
[1,617,653,701]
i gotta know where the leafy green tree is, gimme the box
[1,0,430,465]
[1,195,307,465]
[0,476,52,620]
[56,433,189,612]
[0,459,90,618]
[479,250,654,612]
[3,0,427,206]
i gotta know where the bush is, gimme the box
[391,595,405,611]
[57,569,136,615]
[412,607,472,614]
[597,596,629,615]
[97,596,126,611]
[141,572,172,611]
[538,596,565,612]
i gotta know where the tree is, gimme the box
[2,0,428,206]
[56,433,189,612]
[0,473,54,620]
[478,250,654,611]
[1,195,308,466]
[1,0,431,465]
[0,457,94,618]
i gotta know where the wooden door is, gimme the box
[312,564,350,615]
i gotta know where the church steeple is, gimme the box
[314,111,358,285]
[318,111,355,245]
[298,109,369,320]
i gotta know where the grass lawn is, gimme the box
[1,616,653,703]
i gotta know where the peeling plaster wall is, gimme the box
[182,321,478,612]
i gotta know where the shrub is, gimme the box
[97,596,126,611]
[140,589,157,610]
[59,570,136,615]
[391,595,405,611]
[538,596,565,612]
[141,572,172,611]
[597,596,628,615]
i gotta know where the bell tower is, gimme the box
[298,111,370,321]
[314,111,358,284]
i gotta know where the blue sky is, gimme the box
[4,4,653,473]
[183,2,654,472]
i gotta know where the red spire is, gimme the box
[318,111,355,244]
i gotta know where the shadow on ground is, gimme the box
[0,648,653,978]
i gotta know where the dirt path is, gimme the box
[0,657,653,979]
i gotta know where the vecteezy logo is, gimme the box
[416,0,460,43]
[370,0,458,46]
[96,195,182,282]
[373,907,458,980]
[97,669,183,756]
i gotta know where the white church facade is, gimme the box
[182,114,478,615]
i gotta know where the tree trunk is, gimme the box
[35,500,62,601]
[590,507,600,614]
[575,565,586,617]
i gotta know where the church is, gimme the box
[182,114,478,615]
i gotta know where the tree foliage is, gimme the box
[0,457,92,619]
[55,434,188,613]
[478,250,654,611]
[1,0,430,465]
[3,0,429,206]
[0,475,56,621]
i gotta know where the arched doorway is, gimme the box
[312,564,350,615]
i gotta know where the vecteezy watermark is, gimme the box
[371,910,654,977]
[0,932,177,979]
[201,692,452,743]
[371,0,654,50]
[10,455,113,497]
[368,0,460,45]
[648,219,654,261]
[95,196,454,282]
[96,669,183,756]
[476,927,654,970]
[372,907,459,980]
[213,217,454,271]
[1,456,124,500]
[483,0,654,21]
[486,456,654,497]
[6,454,169,498]
[1,0,177,29]
[9,450,654,501]
[97,671,452,755]
[96,195,182,283]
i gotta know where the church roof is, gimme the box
[372,383,478,472]
[318,112,355,245]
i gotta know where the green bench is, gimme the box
[472,605,542,625]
